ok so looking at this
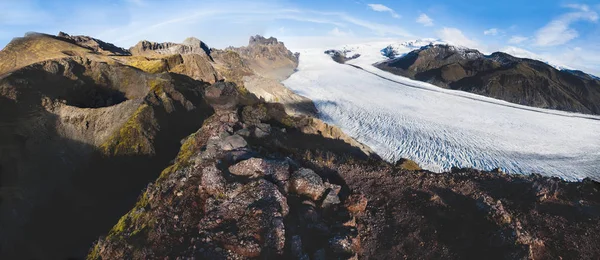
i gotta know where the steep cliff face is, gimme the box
[129,37,212,58]
[376,44,600,114]
[214,35,316,116]
[231,35,299,81]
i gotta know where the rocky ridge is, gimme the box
[0,32,335,259]
[57,32,131,56]
[128,35,316,116]
[89,81,372,259]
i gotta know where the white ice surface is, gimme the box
[282,46,600,181]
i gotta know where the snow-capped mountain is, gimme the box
[283,43,600,181]
[380,38,448,58]
[499,46,573,71]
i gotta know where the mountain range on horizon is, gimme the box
[0,31,598,260]
[373,43,600,115]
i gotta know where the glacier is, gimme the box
[282,43,600,181]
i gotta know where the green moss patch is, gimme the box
[100,104,156,156]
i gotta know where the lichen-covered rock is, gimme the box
[228,157,290,179]
[290,168,327,201]
[200,164,226,196]
[219,134,247,151]
[198,179,288,258]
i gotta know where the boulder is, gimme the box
[253,123,272,138]
[204,82,240,111]
[201,165,226,196]
[228,157,289,179]
[219,135,247,151]
[289,168,326,201]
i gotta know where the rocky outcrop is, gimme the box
[375,44,600,114]
[212,36,317,116]
[325,49,361,64]
[57,32,131,56]
[228,35,298,81]
[124,37,221,83]
[129,37,212,58]
[89,80,368,259]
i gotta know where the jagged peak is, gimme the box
[249,35,282,46]
[409,43,484,60]
[130,37,211,57]
[56,31,130,56]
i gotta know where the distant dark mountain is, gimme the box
[375,44,600,115]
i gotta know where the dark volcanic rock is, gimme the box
[376,44,600,114]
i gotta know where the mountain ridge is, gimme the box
[374,43,600,115]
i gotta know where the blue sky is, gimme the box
[1,0,599,74]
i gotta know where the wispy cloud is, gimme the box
[331,11,412,36]
[534,4,598,46]
[483,28,498,36]
[92,4,413,48]
[367,4,400,18]
[508,35,528,44]
[329,27,353,37]
[436,27,482,50]
[416,13,434,26]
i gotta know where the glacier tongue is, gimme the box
[283,48,600,181]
